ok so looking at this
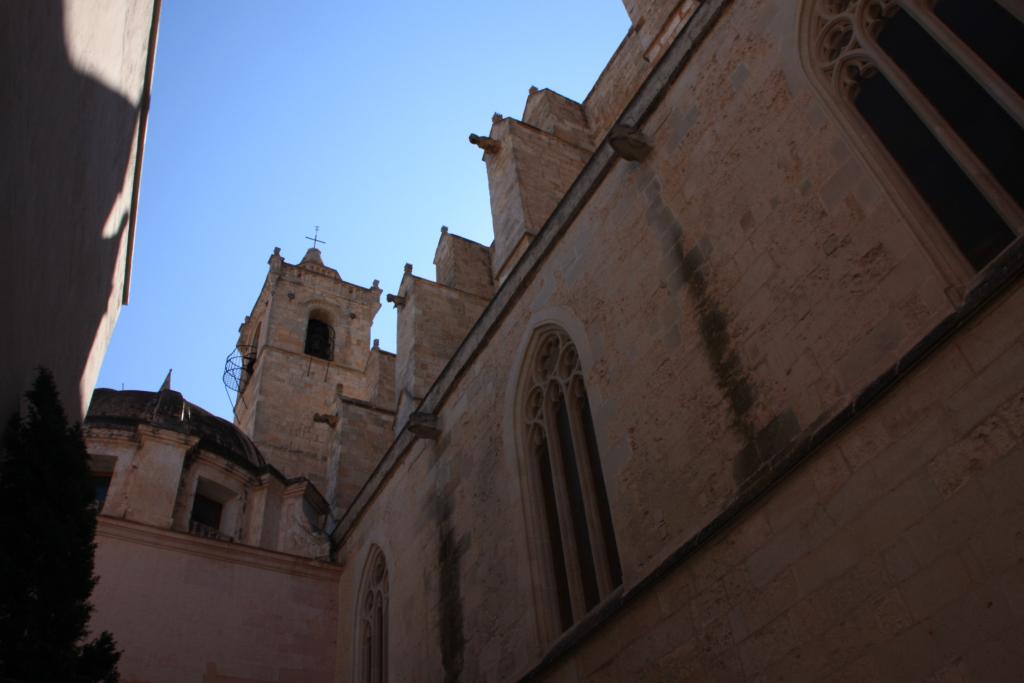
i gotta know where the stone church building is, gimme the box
[84,0,1024,681]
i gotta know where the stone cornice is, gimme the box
[137,424,199,448]
[98,517,341,580]
[339,395,396,416]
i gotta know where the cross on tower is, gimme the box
[305,225,326,250]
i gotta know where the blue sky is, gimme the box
[98,1,631,419]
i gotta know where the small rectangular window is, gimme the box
[190,493,223,530]
[189,477,238,541]
[92,473,112,508]
[88,453,117,512]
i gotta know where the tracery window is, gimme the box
[355,546,388,683]
[304,315,334,360]
[520,327,621,634]
[804,0,1023,272]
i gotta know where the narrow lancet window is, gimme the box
[520,327,621,635]
[355,546,388,683]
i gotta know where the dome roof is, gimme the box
[86,388,266,471]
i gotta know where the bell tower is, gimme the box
[231,246,383,499]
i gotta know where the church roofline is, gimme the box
[269,246,383,295]
[87,388,266,471]
[580,27,635,110]
[97,516,341,580]
[87,387,330,501]
[399,272,492,304]
[432,226,489,256]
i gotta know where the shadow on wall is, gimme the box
[0,0,141,426]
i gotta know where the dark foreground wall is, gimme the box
[0,0,159,424]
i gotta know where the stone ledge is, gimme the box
[98,516,342,580]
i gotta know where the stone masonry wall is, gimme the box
[93,518,340,683]
[394,274,489,432]
[484,119,591,281]
[522,89,595,151]
[580,26,649,149]
[434,229,495,300]
[550,278,1024,681]
[363,345,396,410]
[505,122,591,252]
[479,118,530,281]
[333,0,1023,680]
[581,0,700,148]
[331,398,395,515]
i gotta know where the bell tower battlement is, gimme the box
[232,246,386,504]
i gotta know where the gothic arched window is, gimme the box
[304,315,334,361]
[355,546,388,683]
[520,327,621,634]
[802,0,1022,272]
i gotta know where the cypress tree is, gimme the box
[0,368,120,682]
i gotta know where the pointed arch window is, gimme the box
[520,327,621,634]
[803,0,1022,272]
[354,546,388,683]
[304,315,334,361]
